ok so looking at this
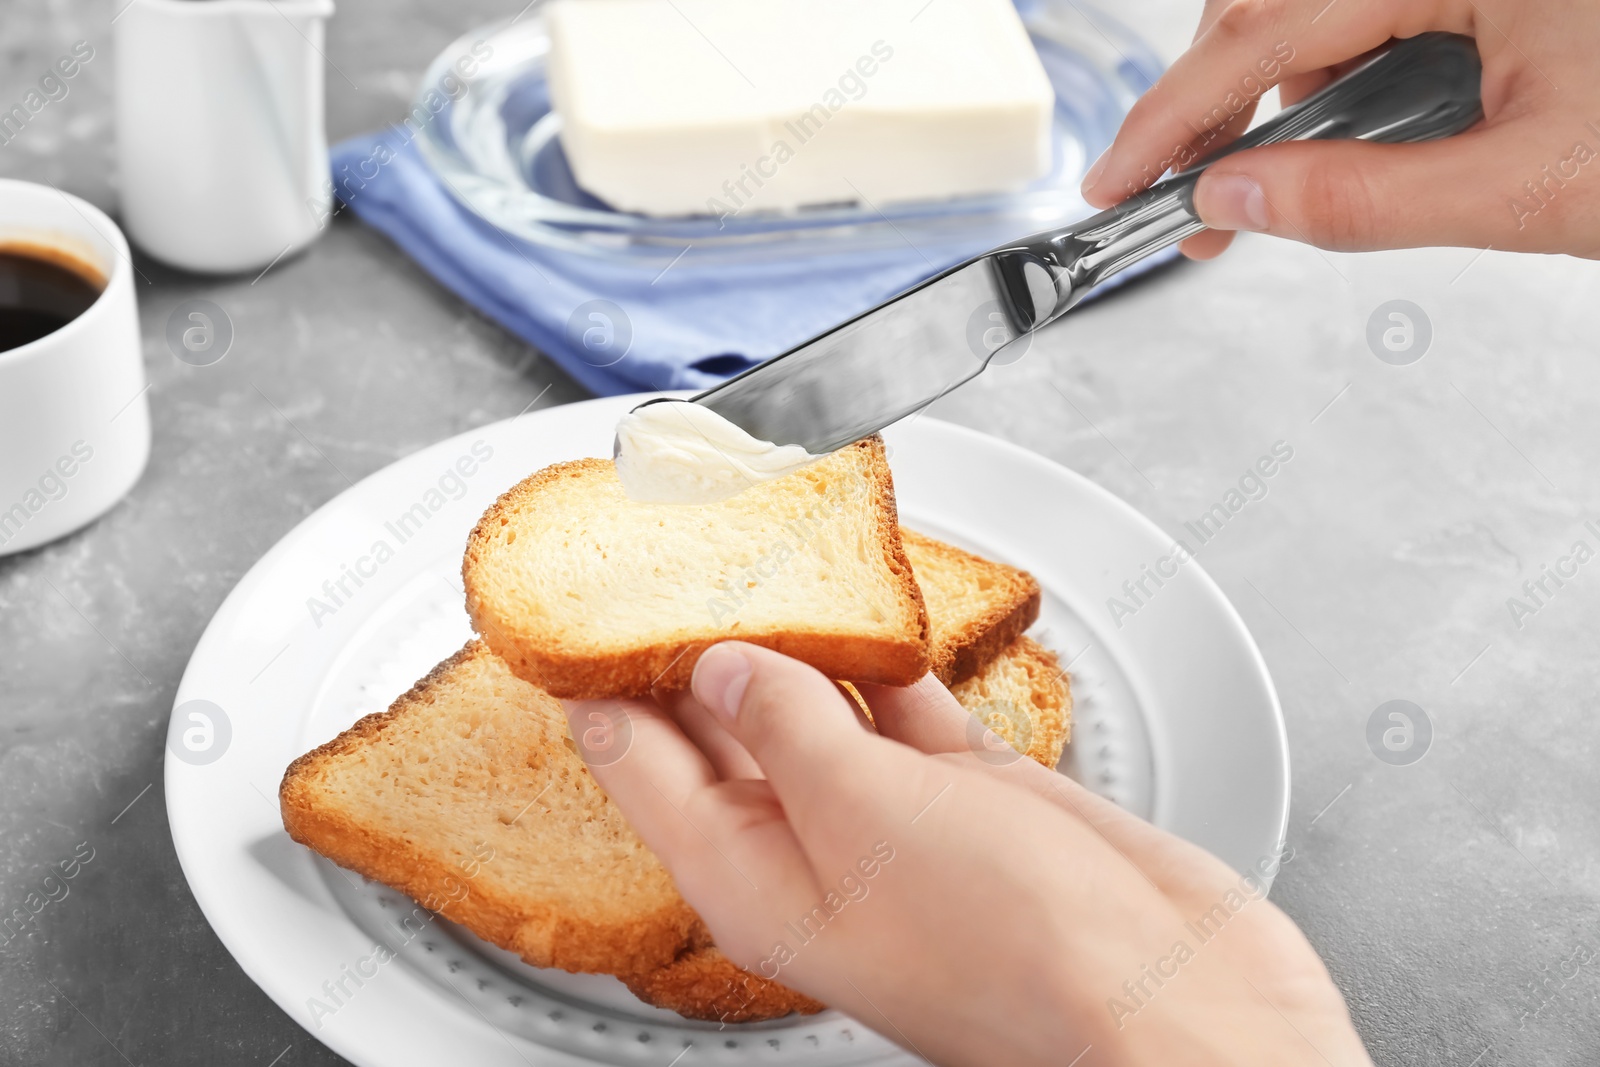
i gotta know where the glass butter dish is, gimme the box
[413,0,1163,266]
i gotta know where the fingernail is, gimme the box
[1198,173,1269,232]
[692,643,752,724]
[1080,148,1110,197]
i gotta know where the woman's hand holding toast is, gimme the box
[569,642,1373,1067]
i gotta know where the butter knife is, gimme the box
[643,31,1483,454]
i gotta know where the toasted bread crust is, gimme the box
[620,945,825,1022]
[279,642,703,975]
[943,587,1040,687]
[901,529,1041,686]
[462,438,930,698]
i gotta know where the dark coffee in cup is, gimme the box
[0,243,106,353]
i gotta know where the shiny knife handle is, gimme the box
[988,31,1484,335]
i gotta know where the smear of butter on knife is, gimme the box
[614,401,820,504]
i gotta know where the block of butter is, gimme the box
[545,0,1055,218]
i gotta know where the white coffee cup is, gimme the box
[0,178,150,557]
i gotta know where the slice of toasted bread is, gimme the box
[950,635,1072,769]
[462,437,929,699]
[281,635,1071,1020]
[901,528,1040,686]
[280,642,703,976]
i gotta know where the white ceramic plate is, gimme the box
[166,394,1288,1067]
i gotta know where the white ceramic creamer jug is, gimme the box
[114,0,336,274]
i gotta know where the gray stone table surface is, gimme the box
[2,0,1599,1064]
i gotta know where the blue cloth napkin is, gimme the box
[330,128,1179,398]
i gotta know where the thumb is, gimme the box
[1192,125,1544,253]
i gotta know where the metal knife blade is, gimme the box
[687,257,1037,454]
